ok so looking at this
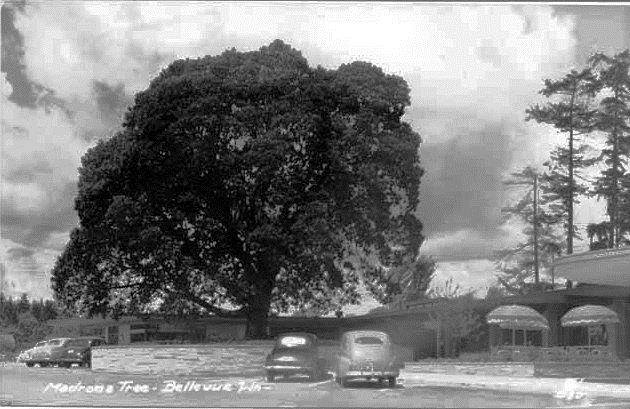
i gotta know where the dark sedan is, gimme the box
[18,337,106,368]
[264,332,323,382]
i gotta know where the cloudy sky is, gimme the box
[1,2,629,305]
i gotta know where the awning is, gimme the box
[553,247,630,286]
[561,304,620,327]
[486,304,549,330]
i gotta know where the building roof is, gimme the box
[503,284,630,305]
[553,247,630,286]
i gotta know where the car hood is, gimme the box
[20,346,52,359]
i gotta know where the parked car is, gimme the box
[335,330,403,387]
[18,337,106,368]
[264,332,323,382]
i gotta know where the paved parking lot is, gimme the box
[2,363,629,407]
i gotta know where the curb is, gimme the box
[398,372,630,400]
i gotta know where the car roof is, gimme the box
[343,330,389,339]
[277,332,317,339]
[70,336,105,340]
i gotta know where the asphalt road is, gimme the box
[1,363,628,407]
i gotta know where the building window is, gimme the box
[107,326,119,345]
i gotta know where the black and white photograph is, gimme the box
[1,2,630,407]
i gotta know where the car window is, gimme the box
[47,339,64,346]
[278,336,311,348]
[35,341,48,347]
[353,336,385,345]
[66,339,90,347]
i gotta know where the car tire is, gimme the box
[40,363,49,368]
[25,362,34,367]
[387,376,396,387]
[266,372,274,382]
[336,365,345,385]
[60,362,71,368]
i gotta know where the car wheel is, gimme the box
[60,362,71,368]
[266,372,274,382]
[336,365,344,385]
[40,363,49,368]
[25,362,34,367]
[387,376,396,387]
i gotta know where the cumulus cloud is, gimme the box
[0,71,88,298]
[3,2,606,298]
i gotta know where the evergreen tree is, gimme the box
[526,69,598,254]
[588,50,630,248]
[495,166,563,295]
[17,293,30,314]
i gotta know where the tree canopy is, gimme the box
[494,166,563,295]
[526,69,598,254]
[588,50,630,248]
[51,40,426,337]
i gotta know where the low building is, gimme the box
[490,247,630,359]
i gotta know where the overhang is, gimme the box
[553,247,630,286]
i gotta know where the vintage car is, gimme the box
[335,330,403,387]
[18,337,106,368]
[263,332,323,382]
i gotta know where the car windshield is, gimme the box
[354,336,385,345]
[278,336,312,348]
[65,339,91,347]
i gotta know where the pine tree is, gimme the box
[495,166,563,295]
[526,69,598,254]
[588,50,630,248]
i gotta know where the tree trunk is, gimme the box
[533,173,540,286]
[246,304,270,339]
[567,89,576,254]
[610,128,620,248]
[245,282,273,339]
[568,124,574,254]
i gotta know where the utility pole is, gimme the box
[533,172,540,286]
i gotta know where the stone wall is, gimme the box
[534,361,630,379]
[92,341,412,375]
[92,343,276,375]
[404,362,534,377]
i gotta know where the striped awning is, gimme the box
[486,304,549,330]
[561,304,620,327]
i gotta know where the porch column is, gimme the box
[488,324,500,350]
[543,304,564,346]
[610,300,630,359]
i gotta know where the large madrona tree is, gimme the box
[51,40,426,337]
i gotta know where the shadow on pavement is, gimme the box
[337,380,404,389]
[270,373,335,383]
